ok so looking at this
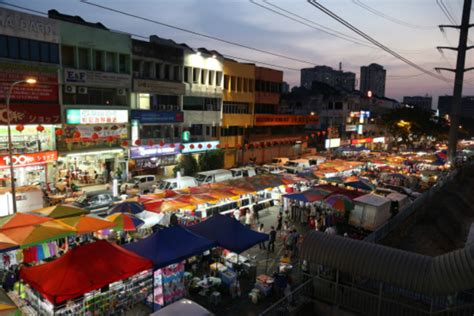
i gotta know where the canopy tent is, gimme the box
[20,240,152,305]
[283,188,332,203]
[344,177,375,191]
[150,299,212,316]
[324,194,354,212]
[123,226,216,269]
[105,213,144,231]
[107,202,144,215]
[0,213,51,231]
[56,215,115,234]
[315,184,365,200]
[1,222,75,248]
[0,234,19,252]
[135,211,170,229]
[30,205,88,219]
[188,214,268,253]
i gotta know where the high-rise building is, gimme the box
[402,96,433,111]
[438,96,474,118]
[360,63,386,97]
[282,81,290,94]
[300,65,355,92]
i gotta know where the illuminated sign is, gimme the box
[181,141,220,154]
[182,130,191,142]
[66,109,129,124]
[325,138,341,149]
[345,125,357,132]
[130,144,180,159]
[351,138,373,145]
[373,137,385,143]
[0,150,57,168]
[254,114,318,126]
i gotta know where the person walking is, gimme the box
[268,226,276,252]
[245,209,253,228]
[258,224,266,250]
[276,211,283,231]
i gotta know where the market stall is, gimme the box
[20,240,153,315]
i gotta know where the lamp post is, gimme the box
[5,78,37,214]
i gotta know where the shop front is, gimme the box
[129,143,181,177]
[181,140,221,162]
[130,109,183,145]
[56,109,129,185]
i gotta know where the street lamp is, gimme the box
[5,78,37,214]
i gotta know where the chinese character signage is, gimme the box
[130,110,183,124]
[66,109,129,124]
[0,150,57,168]
[254,114,318,126]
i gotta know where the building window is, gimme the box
[224,75,229,90]
[50,43,59,63]
[237,77,242,92]
[151,94,179,111]
[184,66,190,82]
[230,76,236,91]
[193,68,199,83]
[61,45,75,68]
[19,38,29,60]
[106,52,116,72]
[164,64,171,80]
[173,65,180,81]
[183,97,221,111]
[78,48,90,69]
[62,86,129,106]
[243,78,248,92]
[201,69,206,85]
[119,54,129,74]
[255,103,276,114]
[249,79,254,92]
[40,42,50,63]
[29,40,40,61]
[94,50,104,71]
[132,59,141,77]
[7,37,18,59]
[143,61,152,79]
[0,36,7,57]
[208,70,215,85]
[138,93,150,109]
[223,101,250,114]
[216,71,223,86]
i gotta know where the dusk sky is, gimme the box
[8,0,474,106]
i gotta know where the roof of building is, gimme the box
[48,10,108,30]
[301,231,474,295]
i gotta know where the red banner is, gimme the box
[0,150,58,168]
[0,63,58,102]
[0,104,61,125]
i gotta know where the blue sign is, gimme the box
[131,110,183,124]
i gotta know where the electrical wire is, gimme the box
[436,0,457,25]
[352,0,433,30]
[78,0,317,66]
[0,1,300,72]
[307,0,450,84]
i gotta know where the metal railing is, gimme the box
[259,278,314,316]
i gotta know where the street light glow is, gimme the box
[25,78,37,84]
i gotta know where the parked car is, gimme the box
[283,159,311,174]
[74,190,120,214]
[120,175,156,193]
[155,176,199,191]
[271,157,289,166]
[196,169,233,185]
[230,167,257,178]
[303,155,327,166]
[258,164,286,174]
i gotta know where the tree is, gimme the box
[173,154,198,176]
[380,107,447,148]
[199,150,224,171]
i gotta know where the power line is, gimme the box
[352,0,433,30]
[0,2,300,72]
[78,0,317,66]
[307,0,450,83]
[436,0,457,24]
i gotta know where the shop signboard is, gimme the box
[66,109,129,124]
[0,103,60,125]
[254,114,318,126]
[130,110,183,124]
[64,68,130,88]
[0,150,57,168]
[325,138,341,149]
[181,141,220,154]
[351,138,373,145]
[133,79,185,95]
[0,7,59,43]
[62,124,128,142]
[373,137,385,143]
[345,124,357,132]
[130,144,180,159]
[0,63,59,103]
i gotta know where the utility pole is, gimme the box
[435,0,474,164]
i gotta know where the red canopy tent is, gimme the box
[20,240,152,305]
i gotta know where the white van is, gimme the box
[271,157,289,166]
[284,159,311,174]
[259,164,285,174]
[196,169,233,185]
[230,167,257,178]
[120,175,156,193]
[304,155,327,166]
[155,176,198,191]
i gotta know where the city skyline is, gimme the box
[5,0,474,106]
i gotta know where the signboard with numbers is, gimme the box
[0,150,57,168]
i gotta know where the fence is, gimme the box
[259,278,313,316]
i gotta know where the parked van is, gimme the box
[304,155,327,166]
[259,164,285,174]
[196,169,233,185]
[74,190,120,214]
[120,175,156,193]
[155,176,198,191]
[230,167,257,178]
[284,159,311,174]
[271,157,289,166]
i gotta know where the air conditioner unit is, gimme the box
[78,86,88,94]
[117,88,127,96]
[65,85,76,94]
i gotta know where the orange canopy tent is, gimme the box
[1,221,75,248]
[0,213,51,231]
[30,205,88,219]
[56,215,115,234]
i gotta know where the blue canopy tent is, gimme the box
[107,202,144,215]
[283,188,332,203]
[188,214,268,254]
[122,225,216,269]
